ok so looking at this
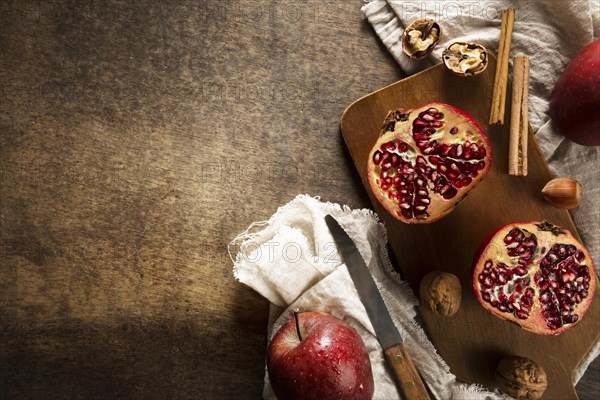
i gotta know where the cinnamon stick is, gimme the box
[509,55,530,176]
[489,8,515,125]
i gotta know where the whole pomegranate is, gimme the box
[473,221,596,335]
[550,39,600,146]
[367,103,492,223]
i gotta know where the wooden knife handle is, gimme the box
[384,343,431,400]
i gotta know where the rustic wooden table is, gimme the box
[0,1,597,398]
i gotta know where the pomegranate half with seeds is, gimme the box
[473,221,596,335]
[367,103,492,223]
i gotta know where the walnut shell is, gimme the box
[419,271,461,316]
[402,19,442,59]
[442,42,488,77]
[495,356,548,400]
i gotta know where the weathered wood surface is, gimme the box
[0,1,597,398]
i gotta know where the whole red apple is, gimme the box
[550,39,600,146]
[267,311,374,400]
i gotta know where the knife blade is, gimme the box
[325,214,430,400]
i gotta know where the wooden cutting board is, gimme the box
[340,55,600,398]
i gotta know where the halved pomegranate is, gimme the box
[473,221,596,335]
[367,103,492,223]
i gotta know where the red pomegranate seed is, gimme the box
[473,221,596,335]
[368,103,492,224]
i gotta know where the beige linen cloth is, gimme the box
[230,1,599,398]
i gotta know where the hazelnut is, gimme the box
[442,42,488,77]
[541,177,582,209]
[419,271,461,317]
[402,19,442,59]
[495,356,548,400]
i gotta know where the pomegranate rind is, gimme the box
[472,221,596,335]
[367,102,492,224]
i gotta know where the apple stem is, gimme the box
[293,308,303,341]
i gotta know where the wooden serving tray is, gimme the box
[340,55,599,398]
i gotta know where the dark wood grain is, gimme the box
[0,1,597,399]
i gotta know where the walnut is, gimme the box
[442,42,488,77]
[419,271,461,317]
[495,356,548,400]
[402,19,442,59]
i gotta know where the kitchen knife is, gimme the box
[325,214,430,400]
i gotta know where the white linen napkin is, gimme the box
[362,0,600,383]
[230,195,509,399]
